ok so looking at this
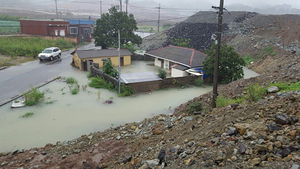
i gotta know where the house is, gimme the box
[72,48,132,71]
[20,19,69,36]
[145,45,207,77]
[68,20,95,43]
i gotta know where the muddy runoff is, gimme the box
[0,61,258,153]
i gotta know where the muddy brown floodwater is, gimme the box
[0,61,258,153]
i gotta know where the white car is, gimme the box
[38,47,61,61]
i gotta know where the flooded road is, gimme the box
[0,61,258,152]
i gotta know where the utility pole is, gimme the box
[120,0,122,12]
[118,29,121,93]
[125,0,128,13]
[55,0,58,19]
[157,3,160,32]
[212,0,224,108]
[100,0,102,16]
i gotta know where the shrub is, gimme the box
[243,54,255,65]
[102,60,118,78]
[264,46,273,55]
[186,102,202,114]
[89,77,108,88]
[216,95,237,107]
[66,77,78,84]
[119,84,134,96]
[87,72,93,78]
[158,68,166,79]
[107,82,116,91]
[194,78,203,86]
[245,84,266,102]
[271,52,277,56]
[23,87,45,106]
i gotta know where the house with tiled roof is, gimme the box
[145,45,207,77]
[72,48,132,71]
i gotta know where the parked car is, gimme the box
[38,47,61,61]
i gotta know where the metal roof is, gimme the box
[146,45,207,68]
[75,49,132,59]
[69,20,95,25]
[121,72,162,84]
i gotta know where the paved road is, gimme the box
[0,42,96,105]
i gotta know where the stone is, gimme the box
[254,144,268,151]
[131,126,137,130]
[139,163,148,169]
[152,128,162,135]
[145,159,159,169]
[249,158,261,166]
[116,136,121,140]
[234,123,251,135]
[257,139,264,144]
[239,143,246,154]
[228,127,237,136]
[184,158,196,166]
[268,122,282,131]
[88,135,93,140]
[277,136,283,141]
[274,141,282,148]
[169,145,180,154]
[104,100,113,104]
[267,86,279,93]
[122,155,132,164]
[276,114,291,125]
[289,130,297,138]
[184,116,194,122]
[291,164,299,169]
[158,149,166,165]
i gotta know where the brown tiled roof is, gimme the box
[146,45,207,68]
[75,49,132,59]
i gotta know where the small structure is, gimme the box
[145,45,207,77]
[20,19,69,36]
[69,20,95,43]
[72,48,132,71]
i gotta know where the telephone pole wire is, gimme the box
[157,3,160,32]
[212,0,224,108]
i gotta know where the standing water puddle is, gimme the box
[0,61,258,152]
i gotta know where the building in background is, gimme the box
[68,20,95,43]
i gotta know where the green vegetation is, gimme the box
[0,37,74,57]
[89,76,108,88]
[171,38,193,48]
[245,83,266,102]
[186,102,202,114]
[158,68,167,79]
[20,112,34,118]
[264,46,273,55]
[102,60,118,78]
[119,84,134,97]
[87,72,93,78]
[0,20,20,34]
[243,54,255,65]
[65,77,78,84]
[0,15,23,21]
[82,84,87,91]
[94,6,142,49]
[216,95,239,108]
[194,78,204,87]
[23,87,45,106]
[271,51,277,56]
[271,81,300,92]
[121,43,137,53]
[68,83,80,95]
[203,44,246,84]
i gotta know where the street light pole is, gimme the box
[118,29,121,93]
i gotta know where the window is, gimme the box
[70,27,78,34]
[90,27,93,33]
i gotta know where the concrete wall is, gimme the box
[171,67,189,77]
[154,58,162,67]
[90,66,119,87]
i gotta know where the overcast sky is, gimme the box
[144,0,300,9]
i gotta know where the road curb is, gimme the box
[0,76,61,107]
[0,66,9,71]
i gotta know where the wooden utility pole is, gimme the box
[120,0,122,12]
[100,0,102,16]
[55,0,58,19]
[157,3,160,32]
[212,0,224,108]
[125,0,129,13]
[118,29,121,93]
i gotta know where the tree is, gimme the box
[102,60,118,78]
[171,38,193,48]
[93,7,142,49]
[203,44,246,84]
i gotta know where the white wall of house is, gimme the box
[154,58,161,67]
[163,60,170,70]
[171,68,189,77]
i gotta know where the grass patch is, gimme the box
[245,83,266,102]
[264,46,273,55]
[270,81,300,92]
[0,37,74,57]
[65,77,78,84]
[119,84,135,97]
[194,78,203,87]
[20,112,34,118]
[186,102,202,114]
[68,83,80,95]
[45,100,57,104]
[271,52,277,56]
[23,87,45,106]
[243,54,255,65]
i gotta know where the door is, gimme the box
[55,30,58,36]
[120,57,124,66]
[60,29,65,37]
[161,60,164,68]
